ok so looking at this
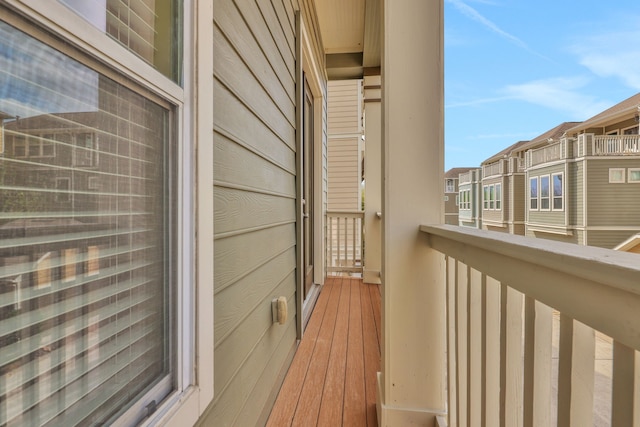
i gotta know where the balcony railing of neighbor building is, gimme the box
[459,171,472,185]
[592,134,640,156]
[526,139,570,167]
[326,210,364,274]
[482,159,505,178]
[421,224,640,427]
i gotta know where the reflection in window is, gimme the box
[60,0,182,83]
[0,20,174,426]
[540,175,550,210]
[530,177,538,210]
[553,173,563,210]
[630,168,640,183]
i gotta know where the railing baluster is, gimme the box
[483,276,500,427]
[447,257,458,427]
[456,262,469,427]
[468,269,482,425]
[352,217,356,266]
[500,285,524,427]
[328,216,333,268]
[611,340,636,426]
[336,217,341,266]
[557,316,595,427]
[523,298,553,427]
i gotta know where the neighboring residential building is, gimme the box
[480,140,529,234]
[444,167,473,225]
[457,168,482,229]
[525,93,640,248]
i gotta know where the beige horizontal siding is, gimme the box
[586,159,640,227]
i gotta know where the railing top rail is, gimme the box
[420,224,640,296]
[326,210,364,217]
[421,224,640,349]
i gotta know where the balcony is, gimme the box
[268,223,640,426]
[421,224,640,427]
[482,159,505,178]
[592,134,640,156]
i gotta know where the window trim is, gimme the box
[629,168,640,183]
[609,168,626,183]
[1,2,204,425]
[539,175,550,211]
[529,176,539,211]
[552,172,564,211]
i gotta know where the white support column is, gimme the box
[377,0,446,425]
[363,74,382,284]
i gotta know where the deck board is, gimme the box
[267,277,381,427]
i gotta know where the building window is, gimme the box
[540,175,550,210]
[629,168,640,183]
[489,184,495,209]
[552,173,563,211]
[483,185,489,210]
[60,0,183,83]
[495,183,502,210]
[445,179,455,193]
[529,177,538,210]
[455,194,459,206]
[623,125,639,135]
[0,17,179,426]
[610,168,626,183]
[444,195,449,202]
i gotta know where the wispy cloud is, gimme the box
[468,132,536,140]
[446,0,549,60]
[569,28,640,90]
[503,77,612,119]
[446,96,513,109]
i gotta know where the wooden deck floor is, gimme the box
[266,277,381,427]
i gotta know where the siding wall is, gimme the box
[570,161,583,227]
[199,1,325,425]
[587,230,640,249]
[585,158,640,226]
[327,80,362,211]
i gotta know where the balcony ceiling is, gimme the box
[315,0,381,80]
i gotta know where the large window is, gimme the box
[540,175,550,210]
[0,14,178,426]
[529,177,538,210]
[495,183,502,210]
[552,173,563,210]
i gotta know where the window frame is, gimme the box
[483,185,489,210]
[629,168,640,183]
[529,176,539,211]
[445,178,455,193]
[552,172,564,211]
[539,175,550,211]
[495,183,502,211]
[0,2,199,425]
[609,168,626,183]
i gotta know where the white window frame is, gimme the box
[529,176,539,211]
[483,185,489,210]
[539,175,550,211]
[629,168,640,183]
[609,168,626,183]
[1,2,205,425]
[552,172,564,211]
[445,178,455,193]
[54,177,71,202]
[622,125,639,135]
[495,183,502,211]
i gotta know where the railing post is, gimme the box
[378,0,446,424]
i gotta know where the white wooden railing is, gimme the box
[326,210,363,274]
[459,171,472,185]
[527,141,562,167]
[593,135,640,155]
[482,160,504,178]
[421,225,640,427]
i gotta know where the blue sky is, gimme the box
[445,0,640,170]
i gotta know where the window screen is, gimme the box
[0,19,175,426]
